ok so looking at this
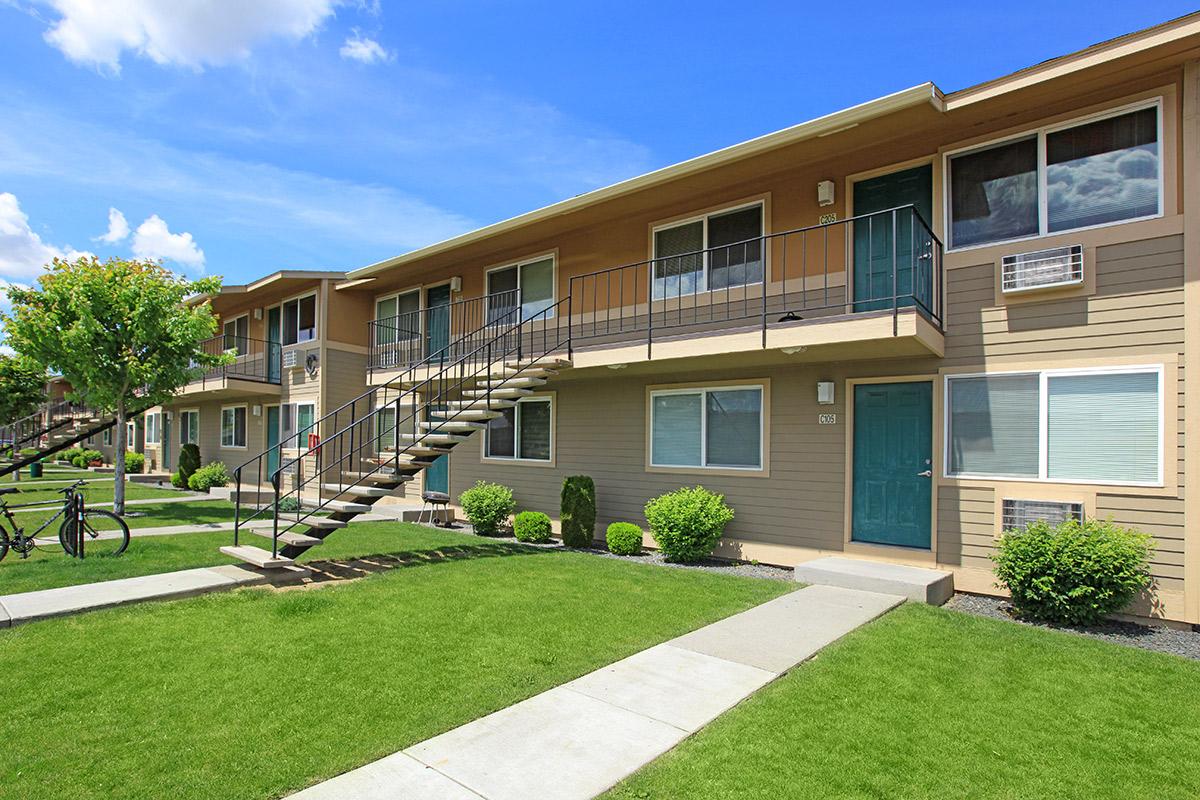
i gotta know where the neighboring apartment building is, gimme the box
[223,15,1200,625]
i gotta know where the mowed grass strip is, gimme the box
[604,603,1200,800]
[0,525,792,800]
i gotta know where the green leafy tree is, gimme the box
[0,354,46,425]
[2,257,227,514]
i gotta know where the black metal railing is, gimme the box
[367,289,526,372]
[233,296,572,555]
[189,334,282,386]
[567,205,943,356]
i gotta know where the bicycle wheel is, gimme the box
[0,528,8,563]
[60,509,130,557]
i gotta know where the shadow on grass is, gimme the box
[301,541,553,583]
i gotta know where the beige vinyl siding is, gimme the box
[935,485,997,574]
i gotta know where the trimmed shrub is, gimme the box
[606,522,643,556]
[19,447,39,458]
[124,451,145,474]
[62,447,84,464]
[560,475,596,548]
[277,495,302,513]
[459,481,515,535]
[513,510,553,543]
[177,443,201,488]
[644,486,734,563]
[992,517,1154,626]
[170,471,187,489]
[73,449,103,468]
[188,461,230,493]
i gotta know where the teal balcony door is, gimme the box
[852,164,933,312]
[851,381,932,549]
[267,306,282,382]
[425,284,452,364]
[265,405,281,479]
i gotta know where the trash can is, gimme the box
[29,461,43,479]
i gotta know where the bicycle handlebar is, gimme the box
[57,480,88,495]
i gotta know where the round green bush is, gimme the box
[992,517,1154,626]
[170,471,187,489]
[644,486,734,563]
[124,451,145,474]
[513,510,553,543]
[606,522,643,556]
[459,480,515,535]
[188,461,230,493]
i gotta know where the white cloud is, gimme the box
[96,206,129,243]
[42,0,340,72]
[131,214,205,270]
[339,33,391,64]
[0,192,92,280]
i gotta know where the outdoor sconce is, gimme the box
[817,381,835,405]
[817,179,835,207]
[449,276,463,293]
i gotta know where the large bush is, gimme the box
[513,510,553,543]
[72,449,103,468]
[177,443,201,487]
[992,517,1154,626]
[459,481,515,535]
[188,461,230,493]
[124,451,145,474]
[560,475,596,548]
[62,447,84,464]
[170,471,187,489]
[606,522,643,556]
[644,486,734,563]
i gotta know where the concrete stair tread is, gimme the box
[793,556,953,605]
[462,387,535,399]
[419,420,488,431]
[441,399,517,410]
[478,377,547,389]
[321,483,396,498]
[396,432,472,444]
[302,518,348,530]
[219,545,295,569]
[505,357,571,369]
[323,499,373,514]
[339,471,415,483]
[429,409,504,422]
[248,529,322,547]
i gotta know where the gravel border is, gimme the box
[434,522,794,582]
[947,592,1200,661]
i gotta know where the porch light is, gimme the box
[817,180,835,207]
[817,381,835,405]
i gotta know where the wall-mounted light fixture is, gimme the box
[449,276,463,293]
[817,381,835,405]
[817,180,836,207]
[253,308,263,320]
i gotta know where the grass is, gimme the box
[0,524,792,800]
[604,603,1200,800]
[3,481,184,507]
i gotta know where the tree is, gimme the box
[0,354,46,425]
[2,257,226,514]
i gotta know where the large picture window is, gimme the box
[948,103,1161,249]
[653,204,763,298]
[946,367,1162,485]
[283,294,317,345]
[485,396,552,462]
[220,406,247,449]
[650,386,763,470]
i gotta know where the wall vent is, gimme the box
[281,349,298,369]
[1001,245,1083,293]
[1001,498,1084,532]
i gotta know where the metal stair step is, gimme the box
[248,529,322,548]
[219,545,295,569]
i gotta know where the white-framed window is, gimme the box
[946,100,1161,250]
[102,427,112,447]
[486,256,555,323]
[485,395,553,462]
[282,294,317,345]
[374,289,420,346]
[126,421,137,451]
[221,405,247,449]
[282,402,316,449]
[945,366,1163,486]
[222,314,249,354]
[144,412,161,445]
[650,385,763,470]
[179,409,200,445]
[652,202,764,298]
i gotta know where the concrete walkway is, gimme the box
[289,584,904,800]
[0,564,296,627]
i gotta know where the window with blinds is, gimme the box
[651,386,763,470]
[947,374,1039,478]
[652,203,763,298]
[1001,499,1084,532]
[485,396,552,462]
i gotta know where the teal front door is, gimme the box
[852,164,933,312]
[851,382,932,549]
[267,307,282,382]
[265,405,281,479]
[425,284,452,364]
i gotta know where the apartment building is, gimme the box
[221,15,1200,624]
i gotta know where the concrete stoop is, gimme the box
[793,556,954,605]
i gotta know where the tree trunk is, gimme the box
[113,403,126,516]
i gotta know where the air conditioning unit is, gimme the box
[1001,498,1084,533]
[1001,245,1084,293]
[282,350,298,369]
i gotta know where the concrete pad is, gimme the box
[669,585,903,674]
[794,556,954,605]
[564,643,775,732]
[289,752,482,799]
[0,598,10,628]
[406,686,686,800]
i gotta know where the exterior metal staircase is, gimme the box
[0,399,124,477]
[225,297,573,568]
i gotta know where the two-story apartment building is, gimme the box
[222,14,1200,625]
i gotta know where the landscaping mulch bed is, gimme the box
[947,592,1200,661]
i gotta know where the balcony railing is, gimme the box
[189,334,282,386]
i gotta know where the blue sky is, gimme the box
[0,1,1195,288]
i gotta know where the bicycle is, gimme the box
[0,479,130,562]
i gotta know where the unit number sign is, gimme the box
[818,413,838,425]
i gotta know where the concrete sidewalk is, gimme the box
[289,584,904,800]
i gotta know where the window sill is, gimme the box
[481,456,555,468]
[646,464,768,479]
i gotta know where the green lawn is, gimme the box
[3,481,184,508]
[0,524,792,800]
[605,603,1200,800]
